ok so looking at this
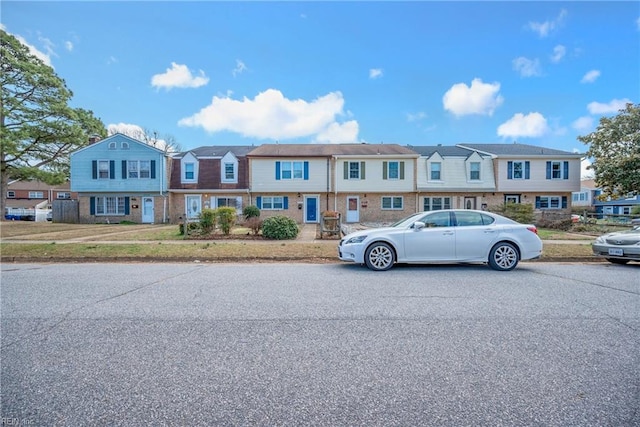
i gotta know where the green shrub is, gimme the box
[492,202,535,224]
[216,207,237,235]
[199,208,217,235]
[261,215,299,240]
[179,222,200,235]
[243,205,261,219]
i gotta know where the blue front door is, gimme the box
[305,196,318,223]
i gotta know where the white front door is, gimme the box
[186,195,202,220]
[346,196,359,223]
[142,197,154,223]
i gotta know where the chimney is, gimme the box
[88,134,102,144]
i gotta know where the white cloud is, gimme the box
[179,88,358,143]
[442,78,504,117]
[637,16,640,30]
[512,56,542,77]
[580,70,600,83]
[497,112,550,138]
[314,121,359,144]
[587,98,632,115]
[580,158,595,179]
[572,116,594,133]
[369,68,383,79]
[151,62,209,89]
[107,56,118,65]
[527,9,567,38]
[65,41,73,52]
[107,123,173,151]
[407,112,427,122]
[550,45,566,63]
[232,59,248,77]
[1,26,53,66]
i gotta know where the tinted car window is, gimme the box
[454,211,484,226]
[480,213,495,225]
[420,211,451,228]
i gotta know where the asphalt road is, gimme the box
[1,262,639,426]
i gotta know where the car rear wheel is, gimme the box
[364,242,395,271]
[606,258,630,265]
[488,242,519,271]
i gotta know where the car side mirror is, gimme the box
[413,221,425,230]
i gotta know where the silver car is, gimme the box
[339,209,543,271]
[592,226,640,264]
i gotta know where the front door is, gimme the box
[346,196,359,223]
[305,196,318,223]
[464,197,476,210]
[142,197,154,223]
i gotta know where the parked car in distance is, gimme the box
[338,209,543,271]
[592,225,640,264]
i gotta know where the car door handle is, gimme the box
[484,229,496,233]
[443,231,454,235]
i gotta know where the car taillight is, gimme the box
[527,226,538,235]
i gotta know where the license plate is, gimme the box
[608,248,624,256]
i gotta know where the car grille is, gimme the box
[605,238,640,245]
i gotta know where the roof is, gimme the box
[174,145,255,159]
[7,180,71,191]
[456,143,580,157]
[247,143,418,157]
[407,145,488,157]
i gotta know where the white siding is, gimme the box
[335,158,414,193]
[250,158,329,192]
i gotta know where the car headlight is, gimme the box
[595,236,605,244]
[344,235,367,245]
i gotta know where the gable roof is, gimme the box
[247,143,418,157]
[70,133,167,156]
[456,143,580,157]
[408,145,488,157]
[173,145,255,159]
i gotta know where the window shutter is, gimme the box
[546,161,551,179]
[124,197,130,215]
[383,162,388,180]
[535,196,541,209]
[563,161,569,180]
[400,161,405,180]
[562,196,567,209]
[275,161,281,180]
[283,196,288,210]
[343,161,348,179]
[525,161,530,179]
[92,161,97,179]
[303,161,309,180]
[122,161,127,179]
[360,161,366,180]
[151,160,156,179]
[109,161,115,179]
[90,197,96,215]
[256,196,262,209]
[507,161,513,179]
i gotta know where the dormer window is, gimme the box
[108,142,117,150]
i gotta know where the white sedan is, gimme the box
[338,209,543,271]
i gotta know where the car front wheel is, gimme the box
[488,242,519,271]
[364,242,395,271]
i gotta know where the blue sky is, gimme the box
[2,1,639,157]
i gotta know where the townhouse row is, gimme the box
[68,134,582,224]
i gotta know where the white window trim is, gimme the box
[423,196,451,211]
[95,196,126,216]
[381,196,403,210]
[428,161,442,182]
[387,161,400,180]
[261,196,285,210]
[468,162,482,182]
[512,161,525,180]
[348,161,361,180]
[538,196,562,210]
[181,154,199,184]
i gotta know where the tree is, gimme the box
[1,30,106,216]
[578,103,640,200]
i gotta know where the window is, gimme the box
[536,196,567,210]
[126,160,151,179]
[217,197,238,208]
[98,160,110,179]
[224,163,235,181]
[28,191,44,198]
[121,142,129,150]
[57,192,71,199]
[7,191,15,198]
[423,197,451,211]
[546,161,569,180]
[108,142,116,150]
[140,161,151,178]
[184,163,195,180]
[505,195,521,204]
[572,191,588,202]
[261,196,285,210]
[128,161,139,179]
[507,161,530,179]
[430,162,441,180]
[349,162,360,179]
[382,196,403,210]
[469,162,480,180]
[277,161,307,180]
[454,211,495,227]
[95,196,126,215]
[388,162,399,179]
[419,211,451,228]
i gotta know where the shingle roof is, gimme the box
[457,143,579,156]
[247,143,418,157]
[407,145,487,157]
[175,145,255,158]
